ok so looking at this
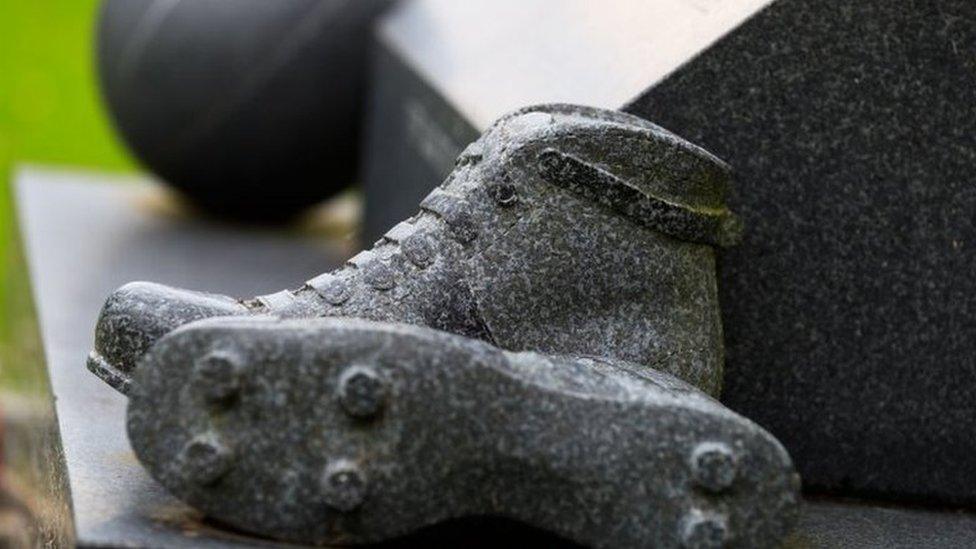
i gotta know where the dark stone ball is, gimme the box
[97,0,392,221]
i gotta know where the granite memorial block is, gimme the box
[359,0,976,505]
[18,168,976,547]
[88,106,803,546]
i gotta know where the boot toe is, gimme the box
[89,281,244,394]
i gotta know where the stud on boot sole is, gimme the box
[127,317,798,547]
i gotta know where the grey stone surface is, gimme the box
[788,499,976,549]
[91,105,738,399]
[127,316,798,547]
[17,169,976,547]
[360,0,976,505]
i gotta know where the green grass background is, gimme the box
[1,1,134,389]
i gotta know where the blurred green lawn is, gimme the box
[0,1,134,389]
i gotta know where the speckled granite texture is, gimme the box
[629,0,976,505]
[91,104,738,398]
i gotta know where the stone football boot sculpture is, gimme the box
[127,316,798,548]
[89,104,742,396]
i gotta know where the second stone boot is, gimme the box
[127,316,798,548]
[89,104,742,395]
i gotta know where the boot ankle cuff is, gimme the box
[538,148,742,248]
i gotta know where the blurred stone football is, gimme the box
[97,0,391,221]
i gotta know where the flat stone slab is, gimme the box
[15,167,976,547]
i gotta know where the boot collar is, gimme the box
[537,148,742,248]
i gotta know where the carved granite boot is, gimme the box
[127,316,797,548]
[90,104,742,395]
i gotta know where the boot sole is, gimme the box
[127,317,798,547]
